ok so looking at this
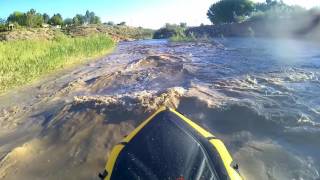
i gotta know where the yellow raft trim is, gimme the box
[104,106,243,180]
[104,107,166,180]
[169,108,242,180]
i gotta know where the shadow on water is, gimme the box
[177,97,282,139]
[177,96,320,180]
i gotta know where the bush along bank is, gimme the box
[153,23,212,43]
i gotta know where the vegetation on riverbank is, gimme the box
[169,32,196,42]
[64,24,153,41]
[153,23,197,42]
[0,24,153,42]
[0,34,114,93]
[205,0,320,39]
[154,23,210,42]
[0,9,153,41]
[153,23,186,39]
[0,8,154,94]
[207,0,314,25]
[153,23,194,42]
[154,0,320,40]
[3,9,101,28]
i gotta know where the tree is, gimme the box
[25,9,34,26]
[7,9,43,27]
[49,13,63,25]
[84,10,101,24]
[266,0,280,6]
[89,11,95,23]
[255,0,283,12]
[72,11,101,25]
[153,23,185,39]
[0,18,6,24]
[73,14,85,25]
[180,22,187,28]
[25,9,43,27]
[207,0,254,24]
[106,21,114,26]
[255,2,269,12]
[0,18,6,32]
[91,16,101,24]
[118,21,126,26]
[64,18,73,26]
[43,13,50,24]
[7,11,26,26]
[85,10,91,24]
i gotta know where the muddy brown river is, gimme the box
[0,38,319,180]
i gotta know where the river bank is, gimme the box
[0,24,155,94]
[0,34,115,94]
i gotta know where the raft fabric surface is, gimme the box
[102,107,243,180]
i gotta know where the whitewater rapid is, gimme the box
[0,38,319,179]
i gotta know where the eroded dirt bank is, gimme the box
[0,39,320,180]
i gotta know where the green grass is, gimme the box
[0,34,115,93]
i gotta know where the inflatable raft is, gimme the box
[100,107,243,180]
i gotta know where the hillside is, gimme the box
[0,25,154,42]
[64,24,153,41]
[0,28,58,41]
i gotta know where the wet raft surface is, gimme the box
[0,39,320,180]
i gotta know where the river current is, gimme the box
[0,38,319,179]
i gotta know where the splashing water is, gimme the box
[0,38,319,179]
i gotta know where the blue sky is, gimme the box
[1,0,319,29]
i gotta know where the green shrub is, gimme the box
[0,24,6,32]
[7,9,44,27]
[153,23,186,39]
[170,32,197,42]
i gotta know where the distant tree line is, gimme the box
[207,0,316,24]
[71,10,101,26]
[3,9,103,28]
[153,0,320,39]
